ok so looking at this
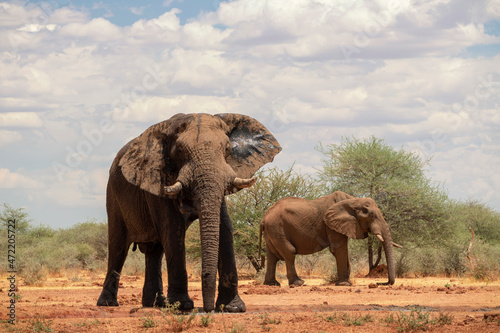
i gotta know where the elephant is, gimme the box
[259,191,400,287]
[96,113,281,312]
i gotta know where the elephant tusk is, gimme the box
[164,181,182,194]
[233,176,257,189]
[392,242,403,249]
[376,234,385,243]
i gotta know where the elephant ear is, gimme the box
[330,191,355,203]
[118,120,174,196]
[324,199,367,239]
[216,113,282,179]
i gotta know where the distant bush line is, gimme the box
[2,137,499,285]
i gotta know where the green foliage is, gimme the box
[391,310,454,332]
[17,219,108,282]
[229,323,246,333]
[185,219,201,261]
[56,219,108,262]
[450,200,500,243]
[324,312,374,326]
[260,312,281,330]
[316,137,428,196]
[0,203,32,234]
[0,204,109,281]
[121,247,146,276]
[200,313,213,327]
[141,313,156,328]
[137,303,211,331]
[0,204,35,274]
[27,314,54,332]
[158,302,197,332]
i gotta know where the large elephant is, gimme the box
[260,191,399,287]
[97,113,281,312]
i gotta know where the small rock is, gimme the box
[462,315,476,325]
[368,283,378,289]
[484,311,500,320]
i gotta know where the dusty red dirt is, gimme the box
[1,272,500,332]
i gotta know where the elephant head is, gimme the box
[324,197,395,285]
[118,113,281,311]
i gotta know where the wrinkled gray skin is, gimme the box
[260,191,396,287]
[96,113,281,312]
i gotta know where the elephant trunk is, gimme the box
[371,218,395,285]
[381,228,395,285]
[193,169,225,312]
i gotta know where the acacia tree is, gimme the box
[316,136,450,272]
[0,203,32,234]
[226,166,322,272]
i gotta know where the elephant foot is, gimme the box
[155,294,167,307]
[290,278,305,286]
[97,290,118,306]
[376,280,394,286]
[167,293,194,311]
[142,293,166,308]
[263,280,281,287]
[335,280,352,286]
[216,294,246,313]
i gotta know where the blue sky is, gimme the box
[50,0,225,26]
[2,0,500,228]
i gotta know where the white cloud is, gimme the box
[1,0,499,227]
[0,112,43,127]
[59,17,122,41]
[50,7,90,24]
[0,168,41,189]
[130,6,146,16]
[0,129,22,147]
[112,95,240,123]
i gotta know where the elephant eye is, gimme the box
[225,142,232,157]
[171,143,187,157]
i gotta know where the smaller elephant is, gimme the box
[259,191,400,286]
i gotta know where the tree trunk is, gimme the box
[368,237,374,271]
[368,237,382,273]
[248,255,261,273]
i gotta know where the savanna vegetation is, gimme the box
[2,136,499,286]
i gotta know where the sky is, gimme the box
[1,0,499,229]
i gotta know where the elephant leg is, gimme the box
[142,243,166,307]
[215,199,246,313]
[284,254,305,286]
[265,237,303,286]
[164,215,194,310]
[329,234,351,286]
[263,244,281,286]
[97,213,128,306]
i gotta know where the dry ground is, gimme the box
[1,271,500,332]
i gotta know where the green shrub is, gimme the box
[121,248,145,275]
[392,310,454,332]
